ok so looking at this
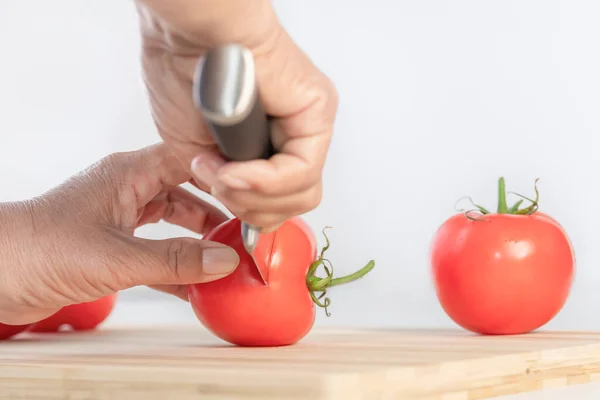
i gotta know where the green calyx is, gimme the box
[305,227,375,317]
[456,177,540,220]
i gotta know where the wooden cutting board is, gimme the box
[1,327,600,400]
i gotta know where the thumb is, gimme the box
[114,235,240,288]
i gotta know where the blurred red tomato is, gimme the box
[29,293,118,332]
[0,323,30,340]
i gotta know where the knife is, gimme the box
[192,43,273,271]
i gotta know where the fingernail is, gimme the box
[191,157,221,187]
[219,173,251,190]
[202,247,239,275]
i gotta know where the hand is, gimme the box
[0,144,239,325]
[136,0,339,232]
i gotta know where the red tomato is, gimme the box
[430,178,575,335]
[189,217,375,347]
[0,323,30,340]
[28,293,118,333]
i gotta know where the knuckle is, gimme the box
[93,151,137,195]
[103,151,132,172]
[166,239,187,280]
[253,179,276,196]
[303,185,323,211]
[325,77,340,109]
[295,166,321,193]
[143,143,174,172]
[313,75,339,117]
[121,166,151,194]
[104,148,158,185]
[306,166,321,186]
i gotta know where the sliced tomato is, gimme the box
[189,217,375,347]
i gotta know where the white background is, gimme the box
[1,0,600,332]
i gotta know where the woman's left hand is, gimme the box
[0,144,239,325]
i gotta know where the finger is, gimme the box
[110,143,192,208]
[112,233,240,290]
[162,186,229,234]
[111,144,227,231]
[135,143,195,189]
[189,150,226,190]
[215,122,332,196]
[212,181,322,216]
[137,194,169,226]
[139,186,229,234]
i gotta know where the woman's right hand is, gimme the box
[136,0,339,233]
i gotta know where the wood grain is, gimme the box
[2,327,600,399]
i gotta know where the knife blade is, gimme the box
[192,43,274,283]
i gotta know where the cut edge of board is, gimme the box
[324,341,600,399]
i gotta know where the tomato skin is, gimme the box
[189,217,318,347]
[28,293,118,333]
[0,323,30,340]
[430,212,574,335]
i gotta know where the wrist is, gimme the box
[0,200,38,322]
[0,200,37,260]
[0,197,65,325]
[137,0,280,47]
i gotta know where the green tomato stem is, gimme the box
[305,227,375,317]
[497,177,509,213]
[328,260,375,288]
[507,199,524,213]
[458,177,540,220]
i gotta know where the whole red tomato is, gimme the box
[28,293,118,333]
[0,323,30,340]
[189,217,375,347]
[430,178,575,335]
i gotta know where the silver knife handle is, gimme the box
[199,86,273,161]
[193,44,273,162]
[193,44,274,254]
